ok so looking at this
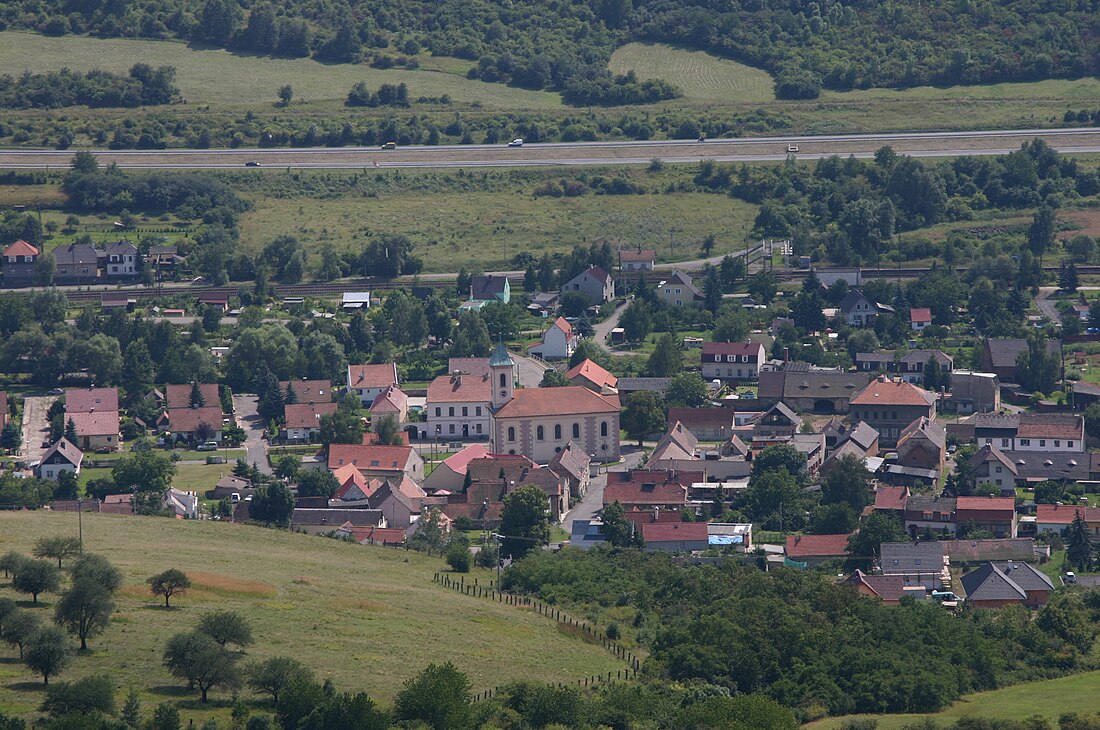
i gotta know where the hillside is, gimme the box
[0,512,623,723]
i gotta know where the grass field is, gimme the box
[0,512,623,724]
[806,670,1100,729]
[0,31,560,109]
[608,43,776,104]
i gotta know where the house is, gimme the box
[292,508,385,535]
[165,383,219,410]
[3,240,38,285]
[649,422,699,463]
[367,478,425,529]
[370,385,408,424]
[103,241,138,277]
[470,274,511,304]
[100,293,136,312]
[619,248,656,271]
[844,570,920,605]
[529,317,577,360]
[163,488,199,519]
[960,562,1054,609]
[641,522,709,553]
[656,271,704,308]
[616,378,672,397]
[856,350,952,386]
[880,541,949,590]
[64,387,120,452]
[910,307,932,331]
[426,370,492,440]
[341,292,371,311]
[956,496,1017,538]
[327,444,424,482]
[848,378,937,446]
[422,443,490,493]
[207,475,254,501]
[701,341,766,382]
[896,417,946,472]
[943,539,1042,564]
[603,470,695,511]
[792,433,826,474]
[974,413,1084,453]
[548,441,592,500]
[66,387,119,414]
[561,266,614,304]
[37,438,83,480]
[570,520,608,550]
[1001,451,1093,485]
[1034,504,1100,535]
[872,485,910,515]
[528,292,559,315]
[282,402,338,442]
[280,380,334,405]
[757,363,874,414]
[493,385,620,463]
[334,524,407,545]
[198,294,229,311]
[666,408,736,442]
[784,534,850,566]
[158,407,224,444]
[53,243,99,284]
[566,358,618,393]
[969,445,1018,494]
[707,523,753,551]
[347,363,399,405]
[980,339,1062,384]
[839,289,894,326]
[752,402,803,444]
[465,454,568,520]
[904,496,957,537]
[949,371,1001,414]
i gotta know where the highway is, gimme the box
[3,127,1100,170]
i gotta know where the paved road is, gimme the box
[594,300,630,346]
[560,447,645,535]
[232,394,272,475]
[20,395,54,465]
[5,127,1100,170]
[513,353,549,389]
[1035,286,1061,324]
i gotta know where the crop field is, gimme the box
[608,43,776,104]
[0,31,561,109]
[0,512,623,724]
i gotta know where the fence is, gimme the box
[433,572,642,702]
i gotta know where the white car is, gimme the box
[507,138,524,147]
[787,144,799,153]
[196,441,219,451]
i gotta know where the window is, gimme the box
[434,408,441,417]
[601,422,608,437]
[995,466,1002,473]
[500,373,507,388]
[1055,440,1061,447]
[476,424,482,434]
[727,355,735,363]
[1069,441,1075,448]
[1020,438,1030,446]
[572,423,580,438]
[462,406,468,417]
[448,425,455,434]
[23,256,30,263]
[554,424,562,440]
[1001,438,1009,448]
[675,288,681,294]
[449,407,455,417]
[1040,439,1046,447]
[537,426,545,440]
[507,427,516,441]
[476,406,482,416]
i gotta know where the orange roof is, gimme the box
[641,521,708,543]
[370,385,408,413]
[328,444,415,472]
[161,406,222,434]
[1036,504,1100,524]
[565,358,618,389]
[426,372,491,403]
[438,443,491,476]
[3,240,38,257]
[551,316,573,339]
[494,386,619,419]
[910,308,932,323]
[347,363,398,389]
[874,486,909,511]
[284,402,338,429]
[280,380,334,404]
[955,496,1016,514]
[850,380,936,408]
[620,249,656,262]
[785,533,851,558]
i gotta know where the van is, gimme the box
[787,144,799,153]
[230,493,241,504]
[508,138,524,147]
[197,441,219,452]
[380,141,397,150]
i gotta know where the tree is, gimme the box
[1028,205,1056,257]
[622,391,666,445]
[24,626,71,685]
[0,551,23,578]
[703,267,722,314]
[0,423,20,453]
[559,291,590,318]
[189,381,206,408]
[445,533,471,573]
[600,500,640,547]
[666,372,708,407]
[712,308,750,343]
[64,417,78,444]
[539,369,569,387]
[70,150,99,174]
[846,512,906,564]
[277,84,293,106]
[319,408,365,448]
[747,271,777,305]
[163,631,241,702]
[409,507,447,552]
[121,688,141,728]
[820,454,872,511]
[1085,402,1100,440]
[789,290,826,332]
[1060,262,1079,293]
[810,503,858,535]
[295,469,339,498]
[274,455,301,480]
[12,558,61,603]
[150,703,180,730]
[646,333,682,377]
[41,675,115,717]
[112,451,176,498]
[1066,512,1093,571]
[499,485,551,560]
[373,414,404,446]
[198,610,254,650]
[1,610,39,658]
[196,0,242,45]
[620,300,653,342]
[569,339,611,369]
[247,656,313,705]
[33,536,81,568]
[148,569,191,608]
[249,482,295,525]
[55,578,114,650]
[393,662,474,730]
[752,443,805,477]
[1015,333,1060,394]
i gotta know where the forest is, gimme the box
[1,0,1098,105]
[0,64,177,109]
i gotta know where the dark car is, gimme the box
[245,161,261,167]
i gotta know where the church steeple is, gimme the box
[489,339,514,409]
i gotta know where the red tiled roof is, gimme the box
[955,496,1016,515]
[427,372,492,403]
[284,402,337,429]
[67,410,120,437]
[280,380,334,404]
[495,386,619,419]
[785,533,851,558]
[4,240,38,257]
[438,444,491,476]
[1017,415,1083,440]
[603,471,694,506]
[850,380,936,408]
[565,358,618,389]
[370,385,407,413]
[328,444,414,472]
[702,341,763,357]
[874,486,909,511]
[910,308,932,323]
[165,383,219,409]
[347,363,398,389]
[620,249,656,262]
[550,316,573,339]
[1035,504,1100,524]
[161,407,222,434]
[66,387,119,413]
[641,521,709,543]
[344,525,407,544]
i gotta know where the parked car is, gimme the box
[507,138,524,147]
[381,141,397,150]
[47,388,64,395]
[787,144,799,152]
[196,441,219,451]
[1065,571,1077,584]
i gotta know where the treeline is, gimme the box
[502,548,1100,718]
[346,81,409,108]
[561,71,678,107]
[0,64,177,109]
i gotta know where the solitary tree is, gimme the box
[373,414,403,446]
[55,579,115,651]
[1,609,40,658]
[197,610,254,650]
[13,559,61,603]
[41,675,115,717]
[24,625,72,685]
[163,631,241,702]
[69,553,123,594]
[246,656,313,705]
[0,550,25,578]
[33,536,82,568]
[499,485,551,561]
[277,84,293,106]
[621,391,666,445]
[148,569,191,608]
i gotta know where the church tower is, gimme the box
[489,340,515,410]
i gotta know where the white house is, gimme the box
[103,241,138,277]
[561,266,615,304]
[282,402,338,442]
[656,271,704,307]
[37,438,83,480]
[341,292,371,311]
[700,341,766,382]
[347,363,399,405]
[529,317,577,360]
[910,307,932,332]
[619,249,656,271]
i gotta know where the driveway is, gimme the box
[560,446,645,535]
[20,395,55,465]
[513,353,549,389]
[594,300,629,346]
[1035,286,1060,324]
[231,395,272,474]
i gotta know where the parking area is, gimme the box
[20,395,55,466]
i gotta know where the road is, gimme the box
[20,395,54,466]
[5,127,1100,170]
[513,352,549,389]
[560,447,645,535]
[231,394,272,475]
[1036,287,1060,324]
[594,300,630,346]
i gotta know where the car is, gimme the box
[507,138,524,147]
[948,444,957,454]
[1066,571,1077,584]
[196,441,219,452]
[47,388,64,396]
[380,141,397,150]
[190,276,207,286]
[787,144,799,153]
[931,591,961,602]
[244,161,261,167]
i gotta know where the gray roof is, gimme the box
[1002,451,1090,482]
[960,563,1028,601]
[984,339,1060,368]
[659,271,703,299]
[905,496,956,514]
[292,508,384,527]
[991,561,1054,591]
[969,444,1018,476]
[53,243,99,266]
[616,377,671,394]
[974,413,1019,431]
[900,417,946,450]
[763,401,801,427]
[549,441,591,482]
[901,349,953,366]
[884,464,939,480]
[880,541,945,575]
[838,289,871,312]
[758,367,874,402]
[103,241,137,256]
[846,422,880,450]
[471,274,508,300]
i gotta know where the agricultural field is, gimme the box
[0,512,623,724]
[608,43,776,104]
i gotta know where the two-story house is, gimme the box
[956,496,1017,538]
[839,289,894,326]
[347,363,399,406]
[903,495,957,537]
[656,271,704,308]
[528,316,577,360]
[103,241,138,277]
[426,370,492,440]
[896,416,946,472]
[848,378,937,446]
[981,338,1062,384]
[619,249,656,271]
[701,341,766,382]
[969,444,1018,493]
[37,438,83,481]
[53,243,99,284]
[470,274,511,304]
[561,265,615,304]
[2,240,38,285]
[854,350,953,386]
[974,413,1084,453]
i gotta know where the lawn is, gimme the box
[608,43,776,104]
[0,512,623,724]
[806,670,1100,729]
[0,31,560,109]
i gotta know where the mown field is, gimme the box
[608,43,776,104]
[0,512,622,724]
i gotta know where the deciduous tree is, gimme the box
[393,662,474,730]
[24,626,71,685]
[247,656,313,705]
[163,631,241,702]
[148,569,191,608]
[198,610,254,650]
[33,536,81,568]
[499,485,551,560]
[55,578,114,650]
[12,558,61,603]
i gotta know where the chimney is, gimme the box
[783,347,789,365]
